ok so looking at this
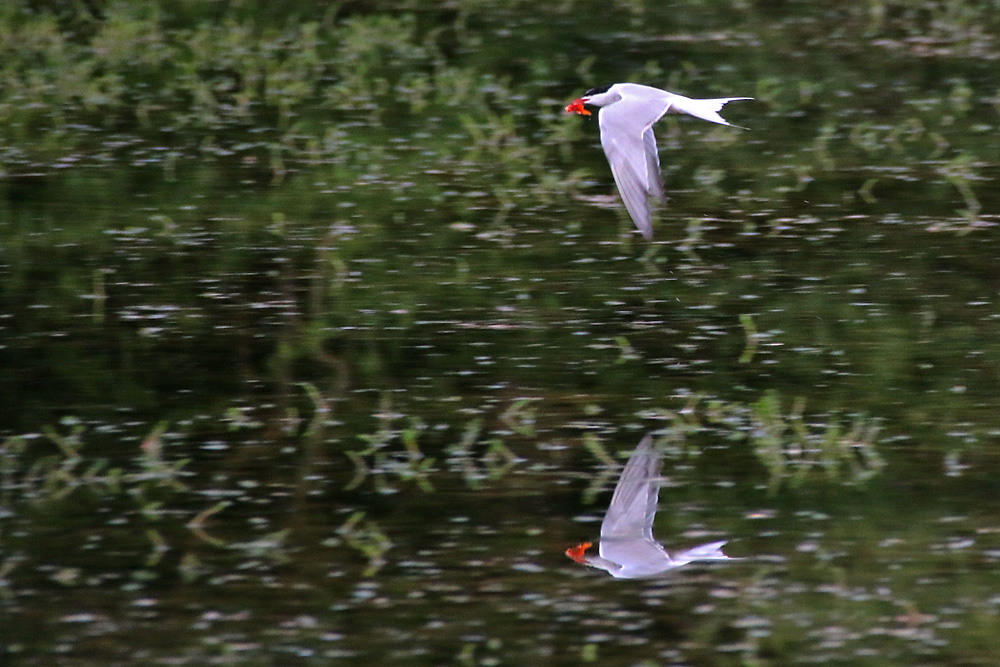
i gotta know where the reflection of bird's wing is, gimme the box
[598,93,670,239]
[600,435,662,541]
[591,434,733,578]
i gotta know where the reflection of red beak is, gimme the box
[564,98,591,116]
[565,542,592,563]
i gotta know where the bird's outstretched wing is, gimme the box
[598,93,671,239]
[643,127,665,203]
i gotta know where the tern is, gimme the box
[565,83,751,239]
[566,435,734,578]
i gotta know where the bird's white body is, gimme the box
[566,83,751,239]
[566,435,733,578]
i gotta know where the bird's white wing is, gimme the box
[600,435,662,541]
[643,127,665,202]
[598,94,670,239]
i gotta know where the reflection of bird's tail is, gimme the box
[669,96,752,128]
[670,540,732,565]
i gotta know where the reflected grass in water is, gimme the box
[4,0,1000,664]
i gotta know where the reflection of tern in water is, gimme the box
[566,435,734,578]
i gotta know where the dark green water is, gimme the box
[3,1,1000,665]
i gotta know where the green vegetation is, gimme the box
[4,1,1000,665]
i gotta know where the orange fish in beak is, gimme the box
[564,98,591,116]
[565,542,592,563]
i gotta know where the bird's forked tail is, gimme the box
[670,540,733,566]
[668,96,752,128]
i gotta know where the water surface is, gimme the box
[3,1,1000,664]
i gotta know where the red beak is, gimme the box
[564,98,591,116]
[565,542,592,563]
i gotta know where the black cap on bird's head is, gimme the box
[583,85,612,97]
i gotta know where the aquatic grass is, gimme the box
[645,391,884,490]
[936,151,983,227]
[333,510,392,577]
[229,528,292,564]
[580,432,616,470]
[580,433,619,504]
[187,501,231,548]
[0,3,577,215]
[678,216,706,261]
[738,313,760,363]
[345,396,437,493]
[749,391,884,490]
[612,335,641,364]
[499,398,539,436]
[0,418,190,508]
[3,0,1000,221]
[449,418,485,488]
[448,418,521,489]
[0,5,438,169]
